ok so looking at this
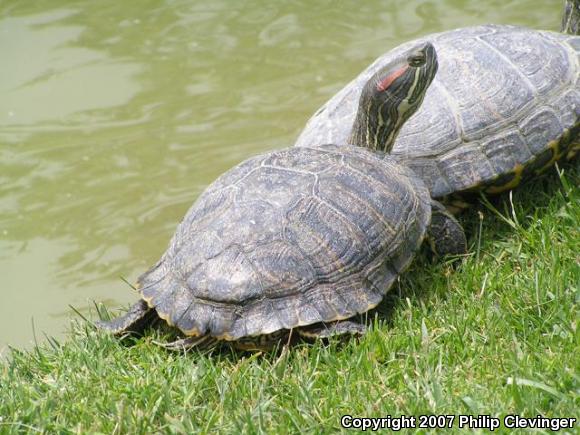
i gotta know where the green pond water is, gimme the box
[0,0,566,355]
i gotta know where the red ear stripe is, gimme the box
[376,65,409,92]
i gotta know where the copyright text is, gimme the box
[340,414,576,431]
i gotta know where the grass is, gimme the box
[0,163,578,434]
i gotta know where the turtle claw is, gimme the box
[153,335,215,351]
[298,320,367,339]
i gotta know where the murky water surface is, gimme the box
[0,0,564,354]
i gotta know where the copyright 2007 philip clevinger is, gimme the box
[340,414,577,431]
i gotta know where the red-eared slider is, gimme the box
[295,2,580,209]
[97,43,466,350]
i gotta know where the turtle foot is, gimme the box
[96,299,156,335]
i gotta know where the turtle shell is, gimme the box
[138,145,430,340]
[295,25,580,198]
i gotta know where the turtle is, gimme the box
[295,0,580,212]
[96,42,467,351]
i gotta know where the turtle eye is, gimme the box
[408,54,425,67]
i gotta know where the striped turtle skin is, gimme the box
[296,23,580,202]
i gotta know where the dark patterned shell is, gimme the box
[295,25,580,198]
[138,145,430,340]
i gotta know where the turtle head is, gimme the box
[349,42,438,153]
[561,0,580,35]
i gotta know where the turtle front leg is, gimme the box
[96,299,157,335]
[297,320,366,340]
[427,200,467,257]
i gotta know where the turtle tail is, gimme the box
[95,299,158,335]
[562,0,580,35]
